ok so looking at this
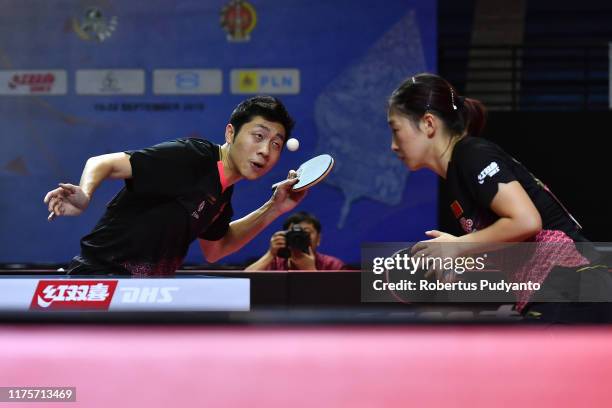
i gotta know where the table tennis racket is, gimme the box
[271,154,335,192]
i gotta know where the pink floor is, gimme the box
[2,325,612,407]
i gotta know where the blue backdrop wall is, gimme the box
[0,0,437,266]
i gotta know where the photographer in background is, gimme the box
[245,211,345,271]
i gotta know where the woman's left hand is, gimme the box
[411,230,460,281]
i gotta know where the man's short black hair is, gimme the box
[229,95,295,141]
[283,211,321,233]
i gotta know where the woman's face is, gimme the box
[387,110,430,171]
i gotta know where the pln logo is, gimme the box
[231,69,300,94]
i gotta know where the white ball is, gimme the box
[286,138,299,151]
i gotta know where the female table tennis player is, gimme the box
[387,73,611,322]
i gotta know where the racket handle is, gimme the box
[271,178,299,190]
[271,172,299,190]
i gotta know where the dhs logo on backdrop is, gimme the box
[0,70,67,95]
[9,73,55,93]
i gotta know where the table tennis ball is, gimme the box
[286,138,299,151]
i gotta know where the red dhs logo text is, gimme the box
[9,73,55,93]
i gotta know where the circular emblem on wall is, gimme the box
[72,7,118,42]
[220,0,257,42]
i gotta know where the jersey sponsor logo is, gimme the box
[450,200,464,219]
[0,70,67,95]
[230,69,300,94]
[477,161,500,184]
[192,200,207,219]
[30,280,117,310]
[118,287,178,304]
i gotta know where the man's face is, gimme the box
[289,221,321,252]
[227,115,286,180]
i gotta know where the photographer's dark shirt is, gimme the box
[70,138,233,276]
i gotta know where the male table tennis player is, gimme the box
[43,96,306,276]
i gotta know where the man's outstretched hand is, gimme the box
[270,170,307,215]
[44,183,90,221]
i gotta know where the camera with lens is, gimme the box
[277,224,311,258]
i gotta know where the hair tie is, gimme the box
[450,90,457,110]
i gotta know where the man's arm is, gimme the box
[245,231,286,271]
[200,200,283,264]
[79,153,132,197]
[44,153,132,220]
[456,181,542,245]
[244,251,275,271]
[414,181,542,259]
[199,177,304,263]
